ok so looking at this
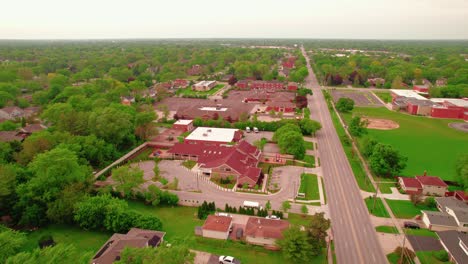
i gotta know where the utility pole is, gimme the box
[399,234,407,264]
[372,181,380,212]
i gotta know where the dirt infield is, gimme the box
[363,118,399,130]
[449,122,468,132]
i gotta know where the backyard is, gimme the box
[342,107,468,181]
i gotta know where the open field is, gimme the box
[364,197,390,218]
[298,173,320,200]
[343,107,468,181]
[330,89,383,107]
[385,199,437,219]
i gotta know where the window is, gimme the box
[225,168,231,172]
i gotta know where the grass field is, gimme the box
[373,91,392,103]
[298,173,320,200]
[376,225,399,234]
[385,199,437,219]
[343,107,468,181]
[176,84,224,96]
[364,197,390,218]
[325,92,375,192]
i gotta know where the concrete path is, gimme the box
[360,188,411,201]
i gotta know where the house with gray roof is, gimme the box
[436,230,468,264]
[422,197,468,232]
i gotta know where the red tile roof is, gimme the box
[202,215,232,232]
[399,177,422,189]
[416,176,448,187]
[455,190,468,201]
[245,217,289,240]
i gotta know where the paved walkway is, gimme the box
[360,188,411,201]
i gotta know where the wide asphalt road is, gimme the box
[301,47,387,264]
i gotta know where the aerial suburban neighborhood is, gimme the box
[1,2,468,264]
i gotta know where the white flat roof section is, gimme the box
[194,80,216,86]
[390,89,427,100]
[430,98,468,108]
[199,106,228,112]
[174,119,193,125]
[185,127,239,142]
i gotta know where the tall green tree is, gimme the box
[0,228,27,263]
[6,244,93,264]
[306,212,331,256]
[277,226,313,263]
[111,165,144,197]
[369,143,407,177]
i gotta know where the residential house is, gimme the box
[0,131,24,142]
[193,81,217,91]
[235,80,249,89]
[244,217,289,247]
[120,96,135,106]
[398,177,422,194]
[17,123,47,136]
[399,175,448,196]
[422,197,468,232]
[188,64,203,76]
[91,228,166,264]
[416,176,448,196]
[201,215,232,240]
[436,230,468,264]
[0,106,24,120]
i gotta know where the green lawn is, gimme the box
[304,141,314,150]
[344,107,468,181]
[325,93,375,192]
[298,173,320,200]
[373,91,392,103]
[364,197,390,218]
[176,84,224,96]
[376,225,399,234]
[417,251,451,264]
[404,228,437,238]
[386,252,399,264]
[385,199,437,219]
[21,224,111,254]
[378,182,397,194]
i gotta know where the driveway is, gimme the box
[158,160,199,191]
[243,131,274,143]
[407,235,443,252]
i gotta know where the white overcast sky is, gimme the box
[1,0,467,39]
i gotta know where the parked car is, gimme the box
[253,127,259,133]
[246,127,251,133]
[404,221,420,229]
[265,215,280,220]
[219,256,236,264]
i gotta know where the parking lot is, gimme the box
[330,89,383,107]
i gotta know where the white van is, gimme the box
[253,127,259,133]
[246,127,251,133]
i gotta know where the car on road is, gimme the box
[219,256,236,264]
[404,221,420,229]
[265,215,280,220]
